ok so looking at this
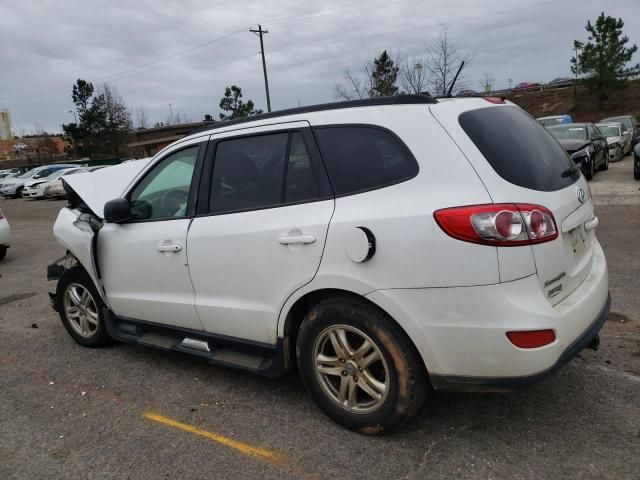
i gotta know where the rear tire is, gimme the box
[296,296,428,434]
[600,152,609,171]
[0,246,6,260]
[56,267,113,348]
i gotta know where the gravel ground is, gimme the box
[0,156,639,479]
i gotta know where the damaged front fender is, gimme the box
[52,207,109,307]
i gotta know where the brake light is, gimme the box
[484,97,506,104]
[434,203,558,246]
[506,330,555,348]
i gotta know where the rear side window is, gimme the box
[459,106,579,192]
[313,126,418,195]
[209,131,328,214]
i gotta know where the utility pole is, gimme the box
[169,103,174,124]
[250,24,271,112]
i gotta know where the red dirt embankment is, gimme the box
[507,79,640,122]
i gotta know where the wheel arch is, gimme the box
[280,287,431,377]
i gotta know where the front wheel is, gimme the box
[296,297,428,434]
[0,246,6,260]
[585,157,595,180]
[601,152,609,171]
[56,267,113,347]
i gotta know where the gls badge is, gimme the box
[577,186,586,204]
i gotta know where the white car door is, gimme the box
[97,138,207,330]
[187,123,334,344]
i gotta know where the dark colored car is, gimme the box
[600,115,639,149]
[634,144,640,180]
[547,123,608,180]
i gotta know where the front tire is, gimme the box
[600,152,609,170]
[56,267,113,347]
[585,157,595,180]
[296,297,428,434]
[0,246,6,260]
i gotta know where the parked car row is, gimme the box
[538,113,639,180]
[0,164,105,199]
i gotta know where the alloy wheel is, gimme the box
[313,325,390,414]
[63,283,99,338]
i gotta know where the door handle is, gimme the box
[278,234,316,245]
[157,243,183,253]
[584,216,599,231]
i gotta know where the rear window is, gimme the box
[313,126,418,195]
[459,106,580,192]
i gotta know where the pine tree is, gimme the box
[572,13,639,103]
[369,51,399,97]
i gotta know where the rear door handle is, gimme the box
[157,243,183,253]
[278,234,316,245]
[584,216,599,231]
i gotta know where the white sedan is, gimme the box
[0,208,10,260]
[22,168,80,199]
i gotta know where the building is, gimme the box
[0,110,12,140]
[127,116,216,158]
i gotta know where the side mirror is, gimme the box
[104,198,131,223]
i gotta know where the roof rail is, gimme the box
[189,94,436,135]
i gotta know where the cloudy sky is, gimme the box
[1,0,638,133]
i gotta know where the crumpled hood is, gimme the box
[556,139,589,152]
[606,136,621,145]
[63,159,151,218]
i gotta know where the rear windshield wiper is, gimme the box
[561,165,580,177]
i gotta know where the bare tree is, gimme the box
[424,32,472,95]
[400,58,429,94]
[479,72,495,94]
[335,71,369,100]
[135,106,149,129]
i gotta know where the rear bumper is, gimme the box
[366,240,609,390]
[429,292,610,392]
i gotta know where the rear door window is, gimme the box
[209,130,330,214]
[459,106,580,192]
[313,126,418,195]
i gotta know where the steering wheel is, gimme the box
[160,189,189,217]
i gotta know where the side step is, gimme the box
[103,309,287,377]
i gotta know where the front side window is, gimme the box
[209,131,324,213]
[313,126,418,195]
[129,145,199,220]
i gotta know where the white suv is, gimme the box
[49,96,609,433]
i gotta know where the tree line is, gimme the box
[61,12,637,159]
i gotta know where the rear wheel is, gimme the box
[14,186,23,198]
[56,267,113,347]
[600,152,609,171]
[296,297,428,434]
[0,246,6,260]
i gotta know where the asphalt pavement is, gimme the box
[1,155,639,479]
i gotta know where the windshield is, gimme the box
[17,169,39,179]
[602,117,632,129]
[597,124,620,137]
[547,125,587,140]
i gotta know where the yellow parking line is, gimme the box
[142,412,278,461]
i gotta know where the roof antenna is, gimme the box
[446,60,465,98]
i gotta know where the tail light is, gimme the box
[484,97,506,104]
[434,203,558,246]
[506,330,555,348]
